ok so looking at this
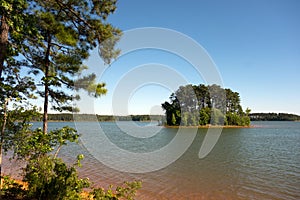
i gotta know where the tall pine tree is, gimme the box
[21,0,121,134]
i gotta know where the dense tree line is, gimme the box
[250,113,300,121]
[41,114,163,122]
[118,115,162,122]
[162,84,251,126]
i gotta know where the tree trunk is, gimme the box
[0,98,9,188]
[43,82,49,135]
[0,15,9,80]
[42,35,52,135]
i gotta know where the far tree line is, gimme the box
[37,114,163,122]
[32,112,300,123]
[249,113,300,121]
[161,84,251,126]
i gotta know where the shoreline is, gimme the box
[163,125,254,129]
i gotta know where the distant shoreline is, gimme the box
[30,113,300,123]
[163,125,253,129]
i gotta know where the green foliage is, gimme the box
[3,126,141,200]
[199,107,210,125]
[175,84,198,113]
[1,114,141,199]
[0,175,26,199]
[0,99,39,189]
[34,114,164,122]
[180,111,199,126]
[1,1,142,199]
[1,174,142,200]
[181,112,188,126]
[23,0,121,101]
[241,115,250,126]
[1,0,122,134]
[13,127,84,200]
[3,118,80,199]
[90,181,142,200]
[161,94,181,126]
[171,113,176,125]
[211,108,225,125]
[225,112,250,126]
[162,84,250,126]
[24,155,90,200]
[249,112,300,121]
[13,126,79,159]
[1,104,39,150]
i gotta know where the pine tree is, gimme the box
[20,0,121,134]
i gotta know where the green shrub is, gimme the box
[1,127,141,200]
[90,181,142,200]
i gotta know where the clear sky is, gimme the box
[79,0,300,115]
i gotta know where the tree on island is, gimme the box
[162,84,251,126]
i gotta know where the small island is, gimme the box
[161,84,251,127]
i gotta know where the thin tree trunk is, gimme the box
[53,145,62,159]
[0,98,9,188]
[0,15,9,80]
[42,35,52,135]
[43,81,49,134]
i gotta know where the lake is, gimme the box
[4,121,300,199]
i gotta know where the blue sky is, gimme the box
[81,0,300,115]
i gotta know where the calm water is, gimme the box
[4,121,300,199]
